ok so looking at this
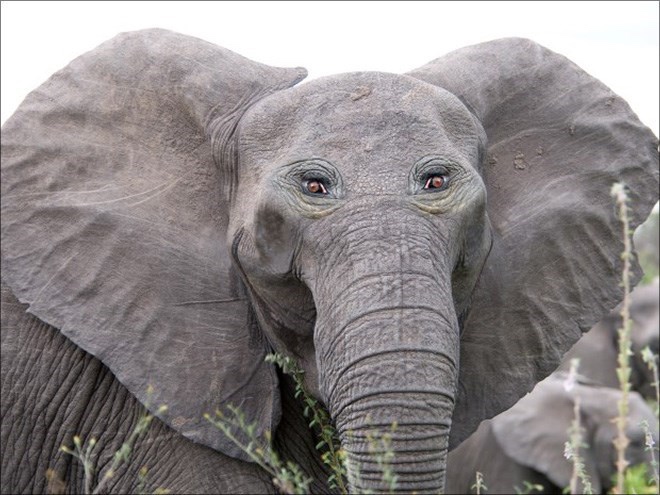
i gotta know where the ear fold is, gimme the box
[407,37,659,447]
[492,376,602,493]
[0,29,306,460]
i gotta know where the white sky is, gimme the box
[1,1,658,137]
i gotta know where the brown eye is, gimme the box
[305,179,328,195]
[424,175,447,190]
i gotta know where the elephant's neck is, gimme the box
[273,372,334,494]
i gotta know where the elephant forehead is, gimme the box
[238,72,481,185]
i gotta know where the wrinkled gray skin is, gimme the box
[559,280,659,400]
[446,374,659,494]
[1,284,280,494]
[1,30,659,494]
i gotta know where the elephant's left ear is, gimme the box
[407,38,659,448]
[1,29,306,460]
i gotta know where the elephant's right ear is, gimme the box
[1,29,306,460]
[408,37,659,449]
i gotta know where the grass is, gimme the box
[640,420,659,487]
[205,404,312,494]
[614,463,659,495]
[205,352,348,495]
[365,423,399,493]
[611,183,636,494]
[582,183,658,495]
[58,386,169,494]
[264,352,348,494]
[471,471,487,495]
[206,354,409,495]
[514,480,545,494]
[563,358,594,495]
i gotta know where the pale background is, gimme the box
[2,1,658,136]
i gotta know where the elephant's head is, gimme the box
[1,30,658,493]
[492,374,659,493]
[229,72,491,489]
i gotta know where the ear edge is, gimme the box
[0,28,306,462]
[411,36,659,448]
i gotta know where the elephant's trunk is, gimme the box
[320,309,457,494]
[333,342,455,493]
[310,218,460,493]
[341,412,451,494]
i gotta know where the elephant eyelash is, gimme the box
[280,159,342,200]
[408,156,461,195]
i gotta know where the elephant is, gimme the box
[558,279,659,401]
[445,373,659,494]
[1,29,658,494]
[634,210,659,278]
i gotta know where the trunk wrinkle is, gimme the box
[348,450,448,463]
[325,270,442,304]
[330,407,454,426]
[360,468,440,484]
[346,424,451,439]
[333,389,455,422]
[323,346,457,406]
[336,409,453,427]
[353,472,446,494]
[320,306,457,364]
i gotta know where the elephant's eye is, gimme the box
[424,174,448,190]
[304,178,328,195]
